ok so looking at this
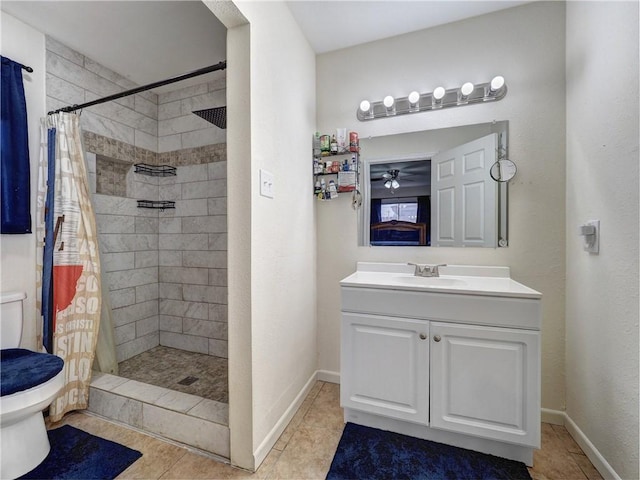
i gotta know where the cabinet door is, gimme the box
[341,313,429,424]
[430,322,540,447]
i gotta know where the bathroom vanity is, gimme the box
[340,262,542,465]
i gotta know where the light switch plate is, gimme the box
[582,220,600,254]
[260,169,274,199]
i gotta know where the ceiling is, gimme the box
[287,1,530,54]
[2,1,529,92]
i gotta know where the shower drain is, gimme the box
[177,376,199,386]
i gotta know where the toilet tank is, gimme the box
[0,291,26,349]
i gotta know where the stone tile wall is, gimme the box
[89,164,161,362]
[84,136,228,362]
[158,78,226,152]
[46,36,159,151]
[158,161,228,357]
[46,37,228,362]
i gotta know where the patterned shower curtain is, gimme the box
[36,113,102,421]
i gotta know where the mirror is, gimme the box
[359,121,508,247]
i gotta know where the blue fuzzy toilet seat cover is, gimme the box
[1,348,64,396]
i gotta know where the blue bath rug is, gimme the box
[327,423,532,480]
[20,425,142,479]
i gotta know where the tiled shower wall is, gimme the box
[157,154,228,358]
[45,36,228,362]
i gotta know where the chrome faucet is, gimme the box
[408,263,447,277]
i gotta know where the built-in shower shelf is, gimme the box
[137,200,175,210]
[134,163,176,177]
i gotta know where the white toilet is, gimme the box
[0,291,65,479]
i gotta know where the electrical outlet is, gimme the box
[260,169,274,199]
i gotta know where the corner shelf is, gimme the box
[134,163,176,177]
[313,139,359,201]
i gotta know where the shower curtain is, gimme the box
[35,113,106,421]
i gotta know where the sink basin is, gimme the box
[340,263,542,299]
[394,276,467,287]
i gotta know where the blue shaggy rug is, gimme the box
[327,423,532,480]
[20,425,142,479]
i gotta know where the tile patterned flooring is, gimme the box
[118,346,228,403]
[51,381,603,479]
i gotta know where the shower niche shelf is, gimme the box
[134,163,176,177]
[137,200,176,211]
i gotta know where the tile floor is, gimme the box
[51,381,602,479]
[118,346,228,403]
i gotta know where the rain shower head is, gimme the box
[193,106,226,129]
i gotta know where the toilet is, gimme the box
[0,291,65,479]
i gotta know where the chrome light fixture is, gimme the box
[383,95,396,115]
[458,82,475,103]
[485,75,506,97]
[408,91,420,111]
[356,76,508,121]
[432,86,446,107]
[359,100,373,118]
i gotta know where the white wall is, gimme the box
[208,0,317,470]
[238,0,318,463]
[316,2,567,411]
[0,13,46,349]
[565,2,639,479]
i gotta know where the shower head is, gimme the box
[193,106,226,129]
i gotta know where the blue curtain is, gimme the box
[1,56,31,234]
[42,127,56,352]
[370,198,382,224]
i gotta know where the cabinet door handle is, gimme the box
[433,335,442,342]
[419,333,427,340]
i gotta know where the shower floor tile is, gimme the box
[118,346,228,403]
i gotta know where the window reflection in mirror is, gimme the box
[359,121,508,248]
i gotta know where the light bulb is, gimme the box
[383,96,395,108]
[408,91,420,105]
[384,180,391,189]
[359,100,371,112]
[391,179,400,189]
[433,87,446,100]
[490,75,505,92]
[461,82,474,96]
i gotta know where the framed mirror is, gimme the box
[358,121,508,247]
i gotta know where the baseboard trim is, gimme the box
[253,375,621,479]
[563,414,621,480]
[316,369,340,384]
[253,371,318,468]
[541,408,565,425]
[539,409,621,480]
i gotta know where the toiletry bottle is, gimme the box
[329,180,339,199]
[313,132,321,157]
[314,180,321,195]
[330,135,338,154]
[349,132,359,152]
[343,159,349,171]
[320,134,330,154]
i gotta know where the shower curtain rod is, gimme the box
[47,60,226,115]
[21,64,33,73]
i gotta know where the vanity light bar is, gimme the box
[357,76,507,121]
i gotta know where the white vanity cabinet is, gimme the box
[341,313,429,424]
[429,322,540,447]
[340,263,542,465]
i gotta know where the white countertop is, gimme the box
[340,263,542,299]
